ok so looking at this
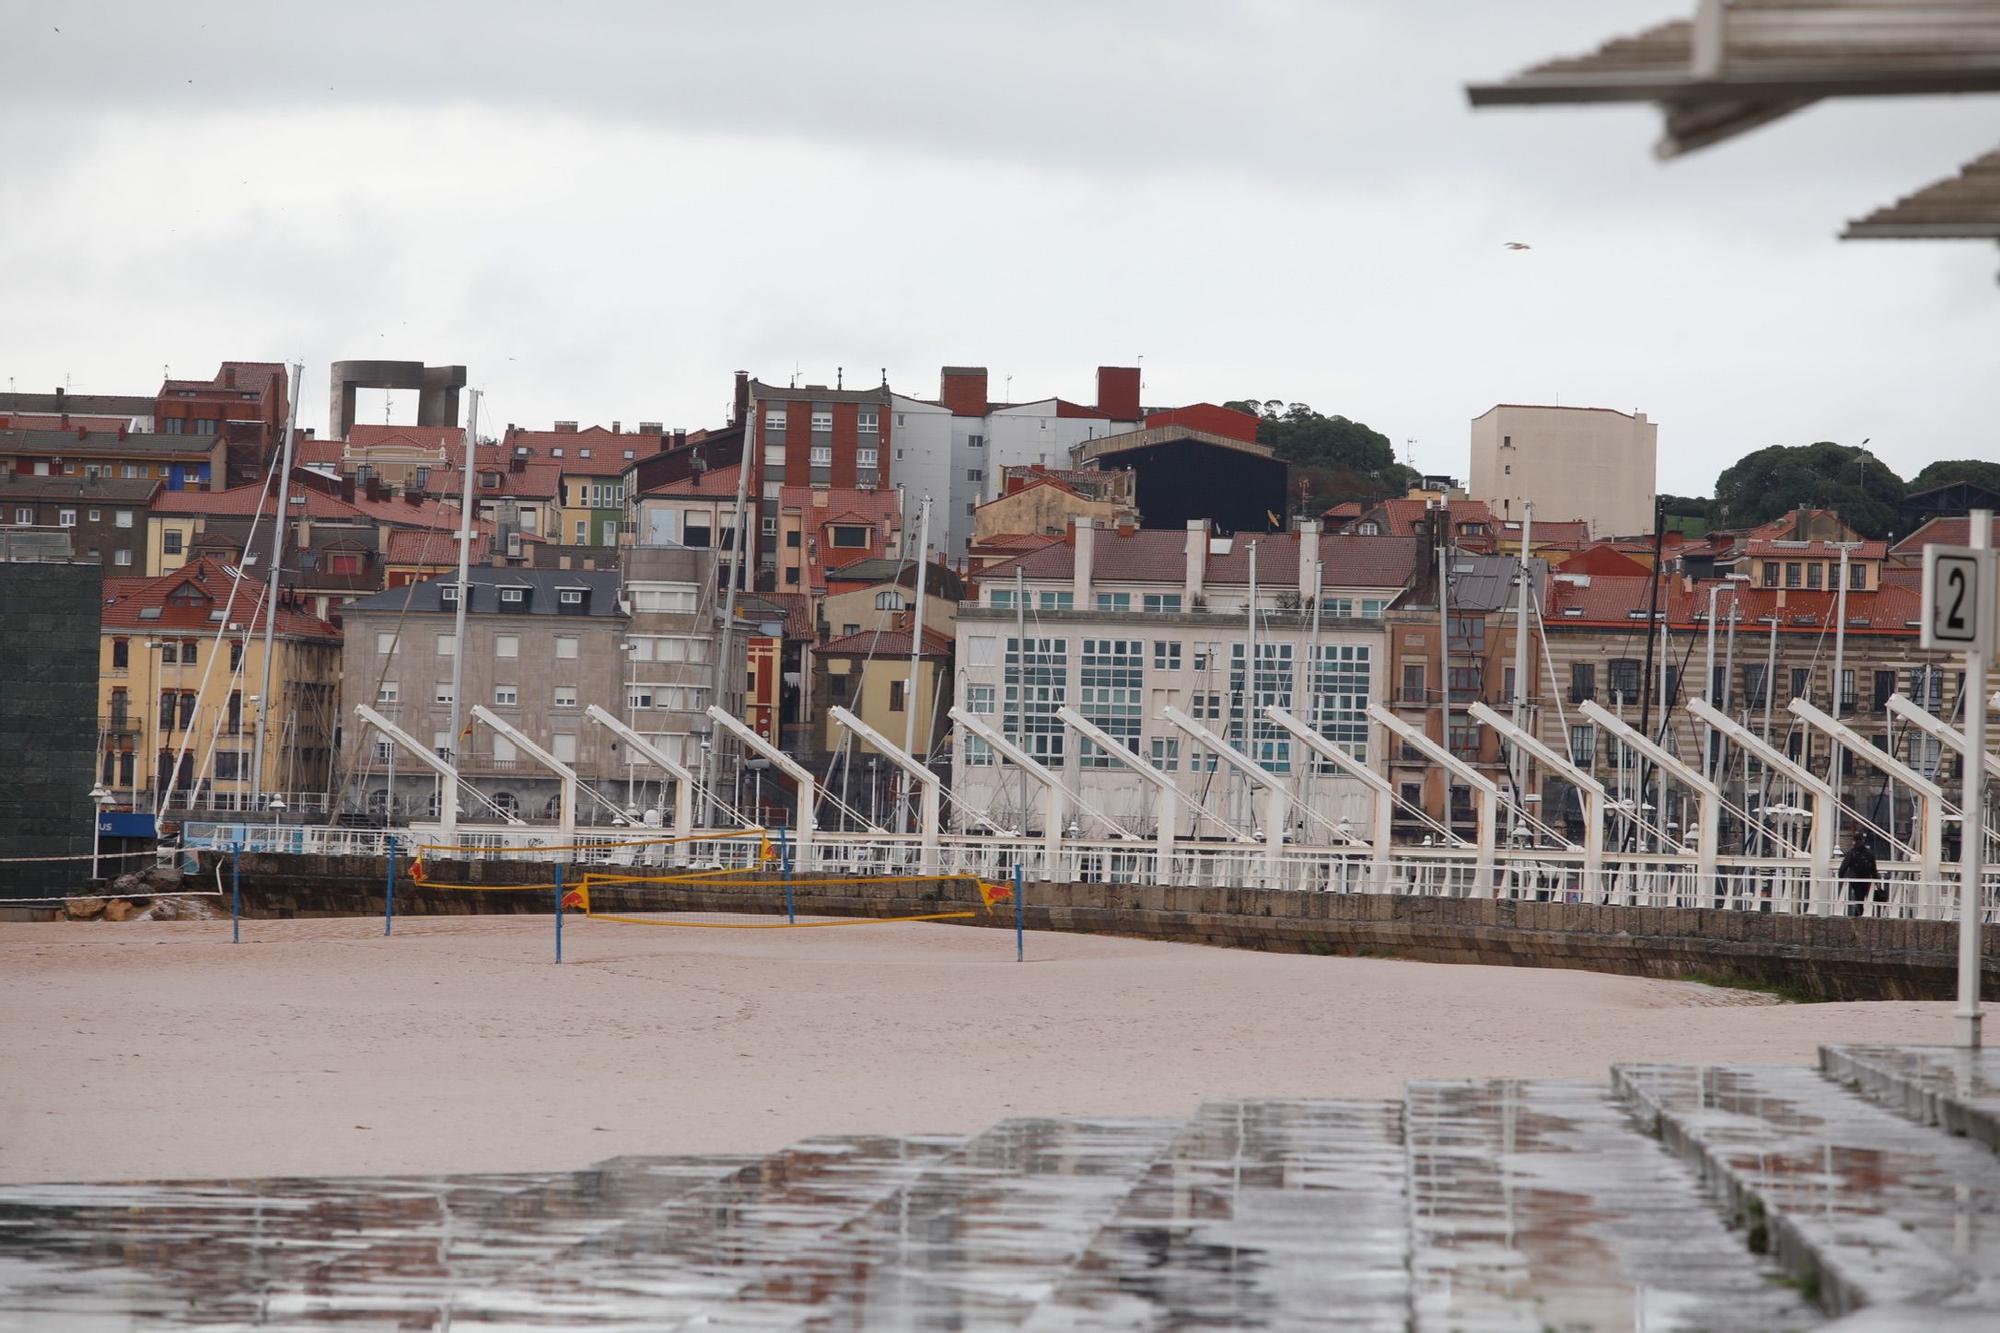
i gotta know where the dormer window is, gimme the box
[440,585,460,605]
[578,448,591,459]
[480,472,501,488]
[500,588,525,605]
[559,589,584,605]
[551,448,565,458]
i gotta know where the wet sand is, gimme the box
[0,914,1950,1184]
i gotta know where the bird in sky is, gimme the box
[1503,241,1532,250]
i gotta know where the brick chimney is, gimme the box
[1184,519,1207,603]
[1071,516,1095,606]
[733,371,750,426]
[56,385,67,427]
[1096,366,1141,421]
[223,366,237,388]
[939,366,988,418]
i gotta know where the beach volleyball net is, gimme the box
[404,829,1015,930]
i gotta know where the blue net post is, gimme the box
[781,826,795,924]
[554,860,565,965]
[230,841,242,945]
[1014,862,1024,963]
[384,836,397,937]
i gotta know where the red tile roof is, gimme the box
[1544,573,1922,635]
[384,529,490,567]
[642,463,743,498]
[1890,514,2000,557]
[820,625,954,658]
[780,485,903,525]
[100,556,339,640]
[346,424,465,452]
[1742,538,1888,560]
[977,529,1420,590]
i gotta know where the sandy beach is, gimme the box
[0,915,1951,1185]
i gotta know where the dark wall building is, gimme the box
[0,561,105,902]
[1070,424,1289,536]
[0,475,161,572]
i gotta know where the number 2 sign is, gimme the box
[1922,545,1995,653]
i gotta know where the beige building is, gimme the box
[1468,404,1657,538]
[821,622,953,762]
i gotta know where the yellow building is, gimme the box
[99,557,342,813]
[819,621,952,759]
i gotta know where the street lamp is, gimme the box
[88,784,114,880]
[745,756,771,826]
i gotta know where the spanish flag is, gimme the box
[977,879,1013,912]
[561,886,588,911]
[759,836,777,864]
[408,854,428,885]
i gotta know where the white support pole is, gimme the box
[471,705,580,839]
[1583,700,1723,890]
[1160,706,1292,886]
[1264,705,1394,891]
[1690,697,1838,904]
[1886,694,2000,785]
[1958,513,1990,1048]
[831,705,940,874]
[354,704,468,830]
[952,706,1068,873]
[705,705,813,868]
[1369,704,1500,894]
[1056,706,1180,881]
[583,705,695,856]
[1790,697,1946,888]
[1468,700,1602,879]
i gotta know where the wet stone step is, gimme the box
[1822,1044,2000,1157]
[1404,1079,1817,1332]
[1618,1062,2000,1321]
[0,1160,749,1328]
[1020,1098,1408,1331]
[714,1114,1186,1330]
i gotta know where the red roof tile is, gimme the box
[100,556,339,640]
[977,529,1420,590]
[820,625,954,657]
[1544,573,1922,634]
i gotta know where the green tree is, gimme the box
[1907,458,2000,495]
[1711,442,1904,539]
[1223,398,1417,509]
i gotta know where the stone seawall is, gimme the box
[214,852,2000,1003]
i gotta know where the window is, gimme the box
[440,585,460,605]
[1356,521,1379,536]
[113,549,131,566]
[1872,669,1896,711]
[1785,562,1802,588]
[112,638,129,669]
[968,433,984,449]
[857,410,878,432]
[889,680,908,713]
[1807,562,1823,590]
[373,740,394,763]
[437,633,456,656]
[964,735,993,766]
[1096,592,1131,612]
[1150,737,1179,771]
[627,687,653,710]
[766,409,787,434]
[555,635,578,660]
[1449,723,1483,760]
[1569,724,1596,768]
[1078,639,1143,767]
[1038,591,1074,612]
[1309,643,1371,765]
[86,508,100,522]
[162,530,183,555]
[1229,642,1294,772]
[377,682,399,704]
[123,465,137,479]
[761,515,778,535]
[1838,668,1856,713]
[494,686,518,706]
[554,685,578,708]
[1143,593,1182,613]
[1361,598,1387,617]
[1607,658,1641,702]
[552,734,577,763]
[1742,664,1768,707]
[58,509,76,528]
[114,510,133,529]
[376,631,397,655]
[1402,663,1427,702]
[990,589,1015,610]
[1790,666,1810,700]
[1153,641,1181,671]
[434,683,455,705]
[11,507,27,525]
[842,623,860,636]
[967,469,983,483]
[810,411,833,433]
[180,640,197,666]
[1193,691,1223,721]
[1569,662,1595,703]
[1004,636,1068,763]
[810,445,834,466]
[500,587,525,606]
[574,520,588,543]
[1850,562,1866,590]
[966,684,995,715]
[560,589,583,605]
[786,530,801,548]
[230,642,242,670]
[1762,562,1779,588]
[830,525,869,548]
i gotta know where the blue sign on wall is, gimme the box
[97,812,157,839]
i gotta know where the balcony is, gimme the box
[100,715,140,737]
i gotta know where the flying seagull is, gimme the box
[1503,241,1532,250]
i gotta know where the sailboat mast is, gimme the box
[251,361,302,814]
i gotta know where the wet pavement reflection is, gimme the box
[11,1056,2000,1328]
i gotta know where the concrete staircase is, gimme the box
[5,1047,2000,1328]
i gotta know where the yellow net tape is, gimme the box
[565,869,1011,929]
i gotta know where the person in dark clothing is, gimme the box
[1839,832,1878,918]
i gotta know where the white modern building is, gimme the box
[952,519,1420,841]
[1468,404,1658,538]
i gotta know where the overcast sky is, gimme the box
[3,1,1994,495]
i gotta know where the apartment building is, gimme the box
[0,475,160,572]
[98,558,341,813]
[1,425,225,492]
[1468,404,1658,538]
[953,520,1416,839]
[338,568,628,822]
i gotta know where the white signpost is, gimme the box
[1922,513,1994,1048]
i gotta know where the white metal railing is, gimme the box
[174,822,2000,923]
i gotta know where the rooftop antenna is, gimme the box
[1404,438,1418,470]
[880,366,887,387]
[1005,373,1013,402]
[837,366,843,390]
[790,363,800,389]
